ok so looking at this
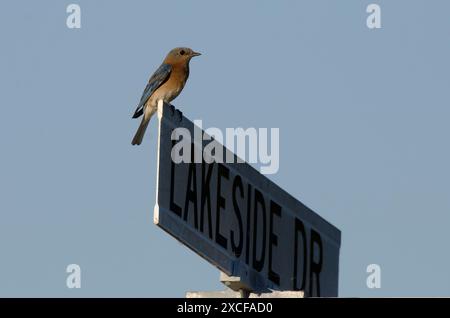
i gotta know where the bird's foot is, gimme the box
[176,109,183,122]
[169,104,176,116]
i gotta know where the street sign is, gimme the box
[153,102,341,297]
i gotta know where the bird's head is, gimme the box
[164,47,201,64]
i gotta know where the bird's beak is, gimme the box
[191,51,201,57]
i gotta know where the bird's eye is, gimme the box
[180,50,186,55]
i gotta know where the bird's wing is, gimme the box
[132,63,172,119]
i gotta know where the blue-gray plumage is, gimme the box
[132,63,172,119]
[131,47,201,145]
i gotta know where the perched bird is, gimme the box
[131,47,201,145]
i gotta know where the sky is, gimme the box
[0,0,449,297]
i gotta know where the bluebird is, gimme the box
[131,47,201,145]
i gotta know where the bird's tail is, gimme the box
[132,117,150,145]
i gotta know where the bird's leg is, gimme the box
[176,109,183,122]
[169,103,175,116]
[167,103,182,122]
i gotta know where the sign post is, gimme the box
[153,101,341,297]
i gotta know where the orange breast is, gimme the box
[150,63,189,104]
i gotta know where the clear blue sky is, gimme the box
[0,0,449,297]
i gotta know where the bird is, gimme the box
[131,47,201,145]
